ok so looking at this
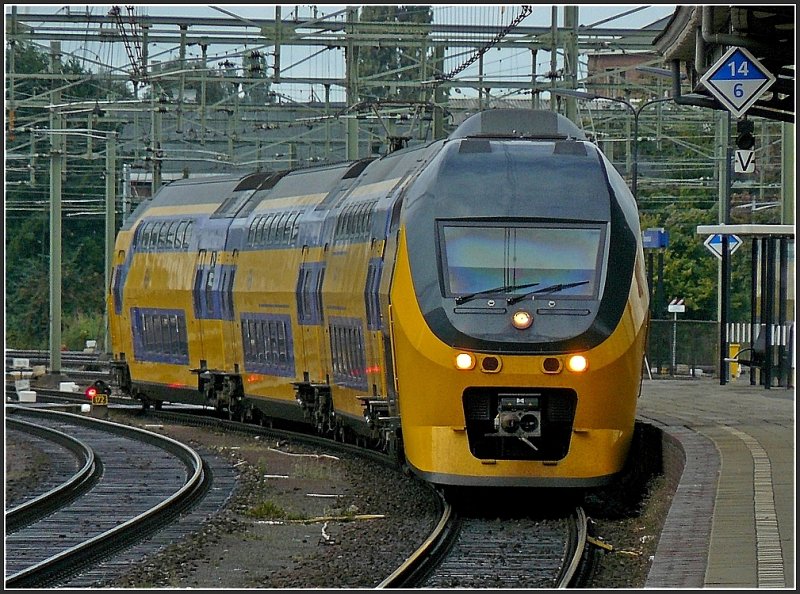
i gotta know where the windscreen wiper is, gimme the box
[455,282,539,305]
[506,280,590,305]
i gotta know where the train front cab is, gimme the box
[390,232,648,487]
[387,109,649,487]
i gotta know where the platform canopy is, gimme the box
[696,224,795,238]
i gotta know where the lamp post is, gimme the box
[550,88,674,199]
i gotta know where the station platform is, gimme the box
[638,377,794,588]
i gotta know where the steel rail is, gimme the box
[376,499,459,588]
[4,407,208,589]
[557,506,589,588]
[5,417,99,532]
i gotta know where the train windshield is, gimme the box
[439,222,605,300]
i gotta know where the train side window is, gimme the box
[365,258,383,330]
[139,222,150,249]
[156,221,169,249]
[277,321,288,366]
[155,315,164,355]
[154,222,164,249]
[174,221,187,249]
[165,221,178,249]
[273,212,288,245]
[183,221,193,248]
[253,321,263,363]
[145,223,155,249]
[157,315,167,355]
[204,253,217,315]
[357,204,367,237]
[177,314,188,355]
[257,215,271,245]
[289,211,300,245]
[146,313,157,353]
[297,268,311,322]
[342,328,353,378]
[266,321,275,364]
[334,212,344,239]
[264,215,275,245]
[220,265,236,320]
[112,263,124,315]
[274,214,285,245]
[345,207,355,237]
[296,263,325,325]
[247,217,259,245]
[193,250,206,317]
[330,326,341,376]
[249,216,260,245]
[284,212,295,244]
[243,320,253,361]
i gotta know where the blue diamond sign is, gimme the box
[704,233,742,260]
[700,47,775,118]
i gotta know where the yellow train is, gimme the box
[109,109,649,487]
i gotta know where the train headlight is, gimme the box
[566,354,589,373]
[455,352,476,370]
[511,310,533,330]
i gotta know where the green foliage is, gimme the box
[62,311,105,351]
[6,41,117,348]
[247,500,288,520]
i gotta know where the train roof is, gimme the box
[449,109,587,141]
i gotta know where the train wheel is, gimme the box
[334,422,349,443]
[227,400,247,423]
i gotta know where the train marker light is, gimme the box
[542,357,562,374]
[455,352,476,370]
[511,310,533,330]
[566,355,589,373]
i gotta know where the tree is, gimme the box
[5,41,130,348]
[357,6,434,103]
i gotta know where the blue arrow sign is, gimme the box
[704,234,742,260]
[700,47,775,118]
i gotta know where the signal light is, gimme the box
[736,119,755,150]
[85,379,110,400]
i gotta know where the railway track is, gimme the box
[381,505,588,588]
[6,348,107,367]
[6,348,111,384]
[8,390,593,587]
[4,406,210,588]
[6,417,98,531]
[111,406,589,588]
